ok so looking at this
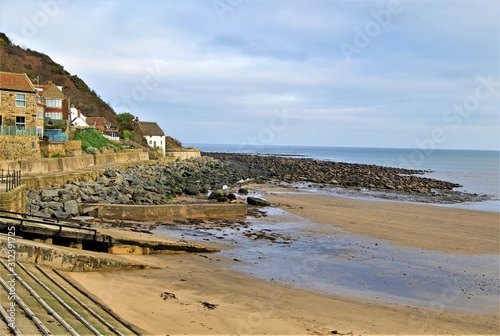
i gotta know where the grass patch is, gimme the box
[74,129,121,151]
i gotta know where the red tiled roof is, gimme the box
[87,117,110,127]
[0,71,36,92]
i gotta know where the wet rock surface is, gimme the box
[27,153,490,219]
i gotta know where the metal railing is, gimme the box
[0,169,21,192]
[0,126,37,136]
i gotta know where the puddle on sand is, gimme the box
[153,207,500,314]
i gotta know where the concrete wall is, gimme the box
[0,185,26,212]
[166,148,201,160]
[82,203,247,221]
[0,235,147,271]
[0,151,150,176]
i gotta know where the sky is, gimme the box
[0,0,498,150]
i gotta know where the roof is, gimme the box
[87,117,111,127]
[40,82,65,100]
[138,121,165,136]
[0,71,36,92]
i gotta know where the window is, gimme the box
[46,99,62,108]
[0,115,3,127]
[16,116,26,130]
[38,110,44,119]
[46,112,62,120]
[149,140,152,145]
[16,94,26,107]
[37,127,43,137]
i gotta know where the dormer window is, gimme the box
[16,94,26,107]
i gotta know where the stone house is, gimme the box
[135,121,166,156]
[35,81,70,121]
[0,71,42,159]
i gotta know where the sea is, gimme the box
[188,144,500,212]
[156,144,500,313]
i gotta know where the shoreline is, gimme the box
[66,184,499,335]
[257,185,499,255]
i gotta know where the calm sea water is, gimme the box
[188,144,500,212]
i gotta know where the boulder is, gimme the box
[208,189,225,200]
[53,211,72,221]
[227,193,237,201]
[34,208,54,218]
[238,188,249,195]
[64,200,79,216]
[247,197,271,206]
[41,189,59,201]
[184,186,200,196]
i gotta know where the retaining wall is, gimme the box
[0,235,147,271]
[166,148,201,160]
[0,185,26,212]
[82,203,247,221]
[0,151,150,176]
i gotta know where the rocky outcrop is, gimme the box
[27,153,486,219]
[204,153,461,194]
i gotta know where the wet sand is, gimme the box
[261,187,499,255]
[67,189,499,335]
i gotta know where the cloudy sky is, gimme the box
[0,0,498,150]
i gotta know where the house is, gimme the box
[0,71,43,136]
[86,117,112,131]
[69,105,88,127]
[35,81,69,121]
[87,116,119,141]
[135,121,166,155]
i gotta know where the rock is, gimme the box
[53,211,72,221]
[247,197,271,206]
[238,188,249,195]
[184,186,200,196]
[217,197,228,202]
[34,208,54,218]
[208,189,225,200]
[47,201,63,211]
[41,189,59,201]
[227,193,237,201]
[64,200,80,216]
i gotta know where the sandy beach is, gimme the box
[67,188,500,335]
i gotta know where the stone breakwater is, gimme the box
[27,153,487,219]
[205,152,460,192]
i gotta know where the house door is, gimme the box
[153,141,157,148]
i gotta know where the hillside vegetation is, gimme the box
[0,32,116,123]
[73,129,120,151]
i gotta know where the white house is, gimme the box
[70,106,88,127]
[137,121,166,155]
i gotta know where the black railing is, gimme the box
[0,169,22,192]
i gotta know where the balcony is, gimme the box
[44,129,68,143]
[0,126,36,136]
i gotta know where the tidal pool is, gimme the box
[154,207,499,314]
